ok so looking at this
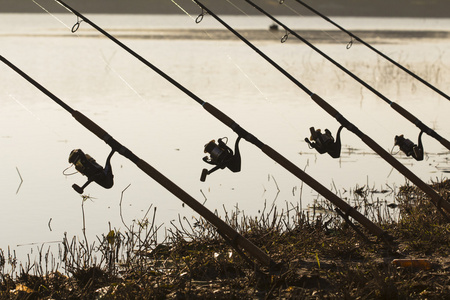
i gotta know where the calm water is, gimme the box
[1,12,449,262]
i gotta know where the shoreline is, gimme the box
[3,29,449,43]
[1,0,449,18]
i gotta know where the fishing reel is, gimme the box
[305,126,343,158]
[200,137,242,182]
[68,149,115,194]
[394,131,424,161]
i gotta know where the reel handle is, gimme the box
[72,180,92,195]
[72,180,92,194]
[200,166,221,182]
[200,169,209,182]
[72,184,84,194]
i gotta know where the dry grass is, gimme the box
[1,179,449,299]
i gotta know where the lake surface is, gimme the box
[0,11,449,263]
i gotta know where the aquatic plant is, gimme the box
[1,179,449,298]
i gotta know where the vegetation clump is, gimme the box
[1,179,449,299]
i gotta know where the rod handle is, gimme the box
[134,158,273,267]
[202,102,235,128]
[260,144,387,238]
[311,93,339,116]
[72,110,109,141]
[390,102,418,124]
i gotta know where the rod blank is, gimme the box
[192,0,450,218]
[51,0,388,239]
[244,0,450,151]
[289,0,450,101]
[0,54,273,267]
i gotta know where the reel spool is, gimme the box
[68,149,115,193]
[394,131,424,161]
[305,126,343,158]
[200,137,242,182]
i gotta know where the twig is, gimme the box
[16,167,23,194]
[200,189,207,205]
[80,195,91,265]
[119,184,132,232]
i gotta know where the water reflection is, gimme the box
[0,14,449,263]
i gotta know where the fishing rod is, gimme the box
[50,0,389,241]
[192,0,450,219]
[0,55,274,268]
[244,0,450,157]
[286,0,450,102]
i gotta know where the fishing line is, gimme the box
[31,0,148,104]
[9,93,42,121]
[286,0,450,101]
[225,0,293,43]
[7,93,65,139]
[31,0,71,30]
[224,0,247,16]
[62,165,78,176]
[170,0,301,136]
[244,3,446,156]
[184,0,330,132]
[192,0,450,219]
[1,54,275,268]
[272,0,342,44]
[221,0,375,134]
[170,0,197,22]
[56,0,394,240]
[242,0,450,154]
[99,50,147,104]
[229,0,341,45]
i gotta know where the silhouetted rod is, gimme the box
[244,0,450,151]
[193,0,450,217]
[0,54,273,267]
[52,0,388,239]
[290,0,450,101]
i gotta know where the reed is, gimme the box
[1,179,449,298]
